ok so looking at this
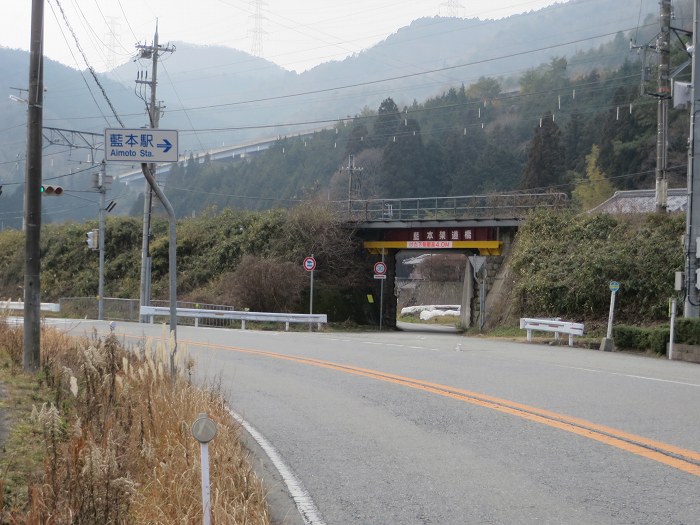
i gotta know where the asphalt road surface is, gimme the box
[63,320,700,525]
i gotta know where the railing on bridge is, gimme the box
[333,193,568,222]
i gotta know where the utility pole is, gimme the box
[632,0,672,213]
[655,0,672,213]
[94,160,113,320]
[134,24,179,373]
[342,155,363,213]
[135,23,174,322]
[23,0,44,372]
[685,0,700,316]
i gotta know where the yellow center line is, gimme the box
[119,332,700,477]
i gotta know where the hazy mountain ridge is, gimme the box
[0,0,675,226]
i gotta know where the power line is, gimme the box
[161,27,651,115]
[50,0,125,127]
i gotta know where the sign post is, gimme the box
[191,413,217,525]
[105,126,180,375]
[374,258,387,330]
[601,281,620,352]
[304,256,316,320]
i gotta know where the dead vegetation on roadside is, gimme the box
[0,321,270,524]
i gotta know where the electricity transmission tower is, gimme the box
[104,16,121,70]
[249,0,267,57]
[440,0,464,17]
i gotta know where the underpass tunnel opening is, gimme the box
[395,250,484,327]
[396,250,468,308]
[362,225,516,328]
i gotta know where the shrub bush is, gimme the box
[613,324,669,354]
[673,317,700,345]
[511,210,684,323]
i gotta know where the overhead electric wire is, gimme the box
[174,71,644,135]
[37,25,648,131]
[50,0,125,127]
[160,27,652,116]
[46,0,112,126]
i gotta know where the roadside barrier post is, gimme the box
[192,413,218,525]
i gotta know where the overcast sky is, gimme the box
[3,0,563,73]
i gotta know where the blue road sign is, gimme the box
[609,281,620,293]
[104,128,178,163]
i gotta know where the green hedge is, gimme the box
[613,325,669,355]
[673,318,700,345]
[613,318,700,354]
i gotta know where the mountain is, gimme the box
[103,0,666,151]
[0,0,680,227]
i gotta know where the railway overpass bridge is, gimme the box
[337,193,568,329]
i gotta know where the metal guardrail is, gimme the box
[59,297,238,326]
[332,193,569,222]
[519,317,585,347]
[141,306,327,331]
[2,301,60,312]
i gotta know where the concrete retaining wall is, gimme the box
[669,343,700,364]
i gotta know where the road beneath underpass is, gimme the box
[63,320,700,525]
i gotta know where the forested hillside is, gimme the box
[162,51,691,217]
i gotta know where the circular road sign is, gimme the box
[609,281,620,293]
[374,261,387,275]
[303,256,316,272]
[191,413,218,444]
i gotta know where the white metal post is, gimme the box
[309,253,314,317]
[200,442,211,525]
[379,249,385,331]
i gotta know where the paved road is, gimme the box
[65,320,700,524]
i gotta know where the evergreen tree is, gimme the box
[345,123,369,157]
[379,119,429,197]
[520,113,565,191]
[372,98,400,148]
[564,109,585,171]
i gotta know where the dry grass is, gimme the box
[0,321,270,524]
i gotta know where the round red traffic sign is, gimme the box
[374,261,387,275]
[303,256,316,271]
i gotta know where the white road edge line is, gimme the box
[552,364,700,388]
[228,409,327,525]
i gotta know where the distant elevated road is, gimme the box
[66,320,700,524]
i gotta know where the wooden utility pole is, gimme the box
[23,0,44,371]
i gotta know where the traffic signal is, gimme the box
[41,185,63,195]
[86,229,99,250]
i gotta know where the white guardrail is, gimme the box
[140,306,327,331]
[519,318,584,347]
[3,301,61,313]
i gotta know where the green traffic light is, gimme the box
[40,185,63,195]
